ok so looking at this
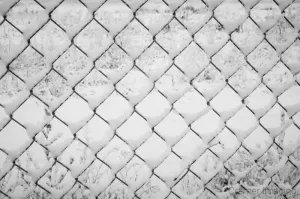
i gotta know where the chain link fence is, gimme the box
[0,0,300,198]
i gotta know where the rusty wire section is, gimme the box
[0,0,300,198]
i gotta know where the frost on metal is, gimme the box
[0,0,300,198]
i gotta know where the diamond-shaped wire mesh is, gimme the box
[1,0,300,198]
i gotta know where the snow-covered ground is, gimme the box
[1,0,300,198]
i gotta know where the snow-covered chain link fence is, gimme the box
[0,0,300,198]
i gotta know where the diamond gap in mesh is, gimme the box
[239,165,270,198]
[257,143,287,177]
[37,162,76,198]
[94,0,134,36]
[266,17,299,53]
[0,166,36,198]
[54,93,93,134]
[155,65,191,103]
[50,0,93,38]
[212,41,247,79]
[74,20,113,60]
[174,41,210,79]
[214,0,248,33]
[247,39,280,76]
[173,88,208,124]
[135,42,173,81]
[97,135,134,173]
[260,103,293,138]
[135,88,172,127]
[155,19,192,59]
[26,185,51,199]
[35,117,74,158]
[115,19,153,60]
[154,152,185,187]
[209,85,243,121]
[209,127,240,161]
[231,17,264,55]
[78,158,114,195]
[116,66,154,105]
[192,64,226,101]
[96,91,134,130]
[175,0,212,35]
[172,130,207,164]
[194,18,230,57]
[272,161,300,190]
[226,106,259,142]
[242,125,273,159]
[0,120,32,160]
[262,61,295,96]
[154,110,189,146]
[136,0,173,35]
[228,64,261,99]
[116,155,152,191]
[33,70,73,111]
[95,44,134,83]
[190,149,223,184]
[57,138,96,178]
[76,114,114,154]
[15,141,55,182]
[135,133,171,169]
[250,0,282,33]
[12,95,53,137]
[116,112,152,150]
[9,46,51,89]
[75,69,114,110]
[53,45,94,87]
[0,72,30,114]
[30,20,71,62]
[6,0,49,38]
[206,168,238,198]
[191,108,225,144]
